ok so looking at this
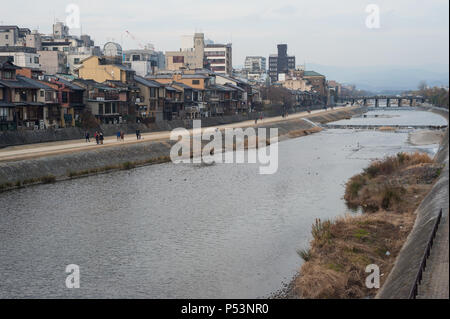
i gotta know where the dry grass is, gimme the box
[378,126,396,131]
[344,153,438,212]
[294,152,442,299]
[288,127,323,138]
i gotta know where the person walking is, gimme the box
[85,131,90,143]
[99,132,104,145]
[121,131,125,141]
[95,131,99,145]
[116,131,121,141]
[136,129,140,140]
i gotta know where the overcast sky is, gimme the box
[2,0,449,68]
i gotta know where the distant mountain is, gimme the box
[306,63,449,93]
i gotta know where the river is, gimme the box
[0,109,445,298]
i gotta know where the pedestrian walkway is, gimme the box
[418,212,449,299]
[0,106,349,163]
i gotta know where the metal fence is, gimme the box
[409,209,443,299]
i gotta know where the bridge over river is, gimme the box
[339,96,426,107]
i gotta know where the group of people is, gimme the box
[116,131,126,141]
[85,131,104,144]
[84,129,143,145]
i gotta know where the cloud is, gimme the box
[1,0,448,67]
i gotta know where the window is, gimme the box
[74,58,80,64]
[98,103,104,114]
[40,90,44,97]
[105,103,111,114]
[172,56,184,64]
[3,71,13,79]
[45,91,53,102]
[34,57,39,64]
[150,88,156,98]
[5,35,8,39]
[53,47,58,51]
[192,80,200,85]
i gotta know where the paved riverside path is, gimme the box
[418,212,450,299]
[0,106,352,163]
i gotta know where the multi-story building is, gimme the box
[73,78,128,124]
[204,43,232,75]
[38,50,68,74]
[303,71,327,96]
[76,56,135,84]
[165,33,205,71]
[124,48,165,77]
[0,57,73,130]
[134,75,164,121]
[268,44,296,83]
[0,46,40,69]
[244,56,266,73]
[0,26,31,47]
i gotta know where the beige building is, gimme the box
[165,33,205,71]
[38,50,68,74]
[76,56,135,83]
[281,78,312,91]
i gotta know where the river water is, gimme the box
[0,109,445,298]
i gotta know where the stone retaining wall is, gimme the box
[0,106,366,189]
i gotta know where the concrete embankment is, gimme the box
[377,106,449,299]
[0,106,365,190]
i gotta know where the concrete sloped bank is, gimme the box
[377,106,449,299]
[0,107,366,191]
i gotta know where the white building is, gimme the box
[204,43,232,75]
[244,56,266,73]
[0,47,40,69]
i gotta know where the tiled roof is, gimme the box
[0,77,41,89]
[304,71,324,77]
[134,75,161,88]
[171,82,193,89]
[17,76,56,91]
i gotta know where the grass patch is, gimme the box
[297,248,312,262]
[294,151,441,299]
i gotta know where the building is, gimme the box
[204,43,232,75]
[0,46,40,69]
[76,56,135,83]
[165,33,205,71]
[0,57,69,130]
[53,22,69,39]
[134,76,164,121]
[269,44,296,83]
[244,56,266,73]
[73,78,128,124]
[0,26,31,47]
[124,48,165,77]
[38,50,68,74]
[103,42,123,58]
[303,71,327,96]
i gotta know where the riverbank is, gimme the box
[0,106,365,192]
[291,153,443,299]
[287,105,449,299]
